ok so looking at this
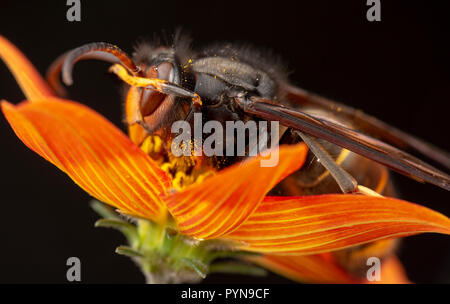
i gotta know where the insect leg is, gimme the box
[296,131,358,193]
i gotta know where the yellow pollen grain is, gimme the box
[140,135,164,155]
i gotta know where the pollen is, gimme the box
[158,154,214,191]
[172,171,192,191]
[140,135,164,157]
[147,137,216,191]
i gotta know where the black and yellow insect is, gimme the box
[46,33,450,278]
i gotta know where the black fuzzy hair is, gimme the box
[131,28,194,67]
[197,41,290,88]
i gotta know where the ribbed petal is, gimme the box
[225,195,450,254]
[251,253,410,284]
[165,143,309,239]
[2,99,171,220]
[0,35,54,100]
[249,253,357,284]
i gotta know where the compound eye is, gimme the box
[140,62,177,116]
[156,62,175,82]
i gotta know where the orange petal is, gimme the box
[1,98,171,221]
[225,195,450,254]
[367,255,411,284]
[249,253,358,283]
[0,36,54,100]
[165,143,308,239]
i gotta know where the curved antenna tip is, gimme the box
[62,68,74,86]
[59,42,138,88]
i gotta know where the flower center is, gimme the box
[138,134,215,191]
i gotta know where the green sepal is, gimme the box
[90,200,266,283]
[115,245,145,258]
[180,258,208,279]
[209,261,267,277]
[203,249,261,264]
[94,218,138,246]
[90,200,121,219]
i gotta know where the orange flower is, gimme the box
[1,35,449,283]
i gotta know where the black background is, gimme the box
[0,0,449,283]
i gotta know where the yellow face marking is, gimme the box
[109,64,166,90]
[109,64,202,106]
